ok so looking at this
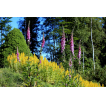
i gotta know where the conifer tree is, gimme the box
[0,17,12,47]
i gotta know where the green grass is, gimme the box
[0,67,23,87]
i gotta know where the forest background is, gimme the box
[1,17,106,70]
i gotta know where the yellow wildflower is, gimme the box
[65,69,69,76]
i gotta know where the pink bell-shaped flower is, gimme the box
[61,27,65,53]
[70,32,74,56]
[41,32,45,48]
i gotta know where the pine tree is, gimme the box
[0,17,12,47]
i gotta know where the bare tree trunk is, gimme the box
[83,46,84,72]
[91,18,95,73]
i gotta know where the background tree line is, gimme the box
[40,17,106,70]
[1,17,106,70]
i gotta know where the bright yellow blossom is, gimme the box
[65,69,69,76]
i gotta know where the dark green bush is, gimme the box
[0,28,31,68]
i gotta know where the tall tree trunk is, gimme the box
[83,46,84,72]
[91,18,95,72]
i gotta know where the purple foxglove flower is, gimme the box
[69,58,72,67]
[70,33,74,56]
[27,26,30,40]
[77,41,81,64]
[41,32,45,48]
[16,47,20,62]
[27,24,30,42]
[61,27,65,53]
[78,44,81,59]
[40,60,41,63]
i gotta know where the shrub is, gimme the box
[0,28,31,68]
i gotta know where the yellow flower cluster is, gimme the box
[65,69,69,76]
[38,56,65,83]
[39,56,60,71]
[7,52,39,68]
[7,52,104,87]
[74,74,104,87]
[7,53,65,83]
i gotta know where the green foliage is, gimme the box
[35,79,54,87]
[79,65,106,87]
[0,28,31,68]
[21,62,37,87]
[0,17,12,47]
[92,67,106,86]
[0,68,23,87]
